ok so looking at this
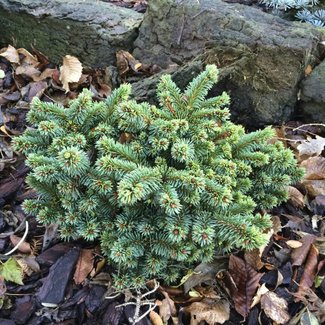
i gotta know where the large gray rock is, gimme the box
[0,0,143,67]
[299,60,325,122]
[133,0,325,126]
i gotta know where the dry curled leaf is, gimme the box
[288,186,305,208]
[16,256,40,276]
[183,258,228,293]
[302,157,325,180]
[251,283,269,308]
[17,48,39,66]
[116,50,142,77]
[291,234,316,267]
[297,136,325,158]
[286,240,303,249]
[303,180,325,197]
[298,244,319,293]
[59,55,83,93]
[0,45,19,64]
[15,65,41,79]
[183,298,230,325]
[149,310,164,325]
[158,291,177,323]
[261,291,290,324]
[9,234,32,254]
[32,68,57,82]
[301,157,325,197]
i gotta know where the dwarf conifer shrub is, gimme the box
[260,0,325,27]
[14,65,303,288]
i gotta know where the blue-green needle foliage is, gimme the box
[14,65,303,289]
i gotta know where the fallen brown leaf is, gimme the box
[21,81,48,102]
[288,186,305,208]
[228,255,263,318]
[32,68,57,82]
[97,83,111,97]
[286,240,303,248]
[16,256,40,276]
[0,90,20,103]
[116,50,142,77]
[43,223,59,250]
[314,237,325,255]
[22,256,40,273]
[291,234,316,267]
[183,298,230,325]
[158,290,177,323]
[149,310,164,325]
[245,249,265,271]
[59,55,83,93]
[250,283,269,308]
[301,157,325,197]
[261,291,290,324]
[17,48,39,66]
[282,213,308,232]
[31,46,49,68]
[301,157,325,180]
[183,258,228,293]
[303,180,325,197]
[271,215,282,234]
[298,244,319,293]
[9,234,31,254]
[292,287,325,323]
[0,45,19,64]
[73,249,94,285]
[297,136,325,158]
[15,65,41,80]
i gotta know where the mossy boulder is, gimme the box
[133,0,325,126]
[299,60,325,122]
[0,0,143,67]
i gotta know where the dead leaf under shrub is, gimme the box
[228,255,263,317]
[0,45,19,64]
[183,298,230,325]
[59,55,83,93]
[261,291,290,324]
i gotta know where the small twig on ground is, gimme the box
[276,137,304,142]
[111,279,160,324]
[293,123,325,132]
